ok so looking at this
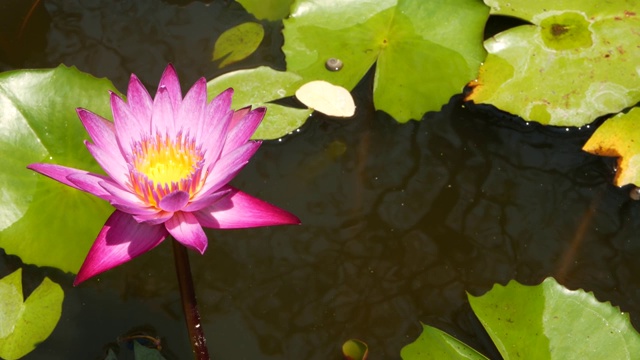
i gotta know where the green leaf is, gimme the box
[468,277,640,360]
[133,340,166,360]
[583,106,640,187]
[0,65,117,273]
[342,339,369,360]
[212,22,264,69]
[400,324,488,360]
[283,0,488,122]
[207,66,312,140]
[0,269,64,360]
[467,0,640,126]
[235,0,294,21]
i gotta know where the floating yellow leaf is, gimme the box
[583,107,640,187]
[295,80,355,117]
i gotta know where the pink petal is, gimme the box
[27,163,106,196]
[198,89,234,163]
[183,188,231,212]
[151,86,177,137]
[84,141,129,187]
[222,107,265,155]
[111,92,145,156]
[205,88,234,133]
[165,211,207,254]
[76,109,119,153]
[197,141,261,197]
[157,64,182,118]
[158,190,189,212]
[178,77,207,136]
[228,106,249,130]
[126,74,153,127]
[74,210,168,285]
[194,187,300,229]
[99,181,158,215]
[199,106,232,169]
[66,172,117,200]
[132,211,174,225]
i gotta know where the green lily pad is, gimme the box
[282,0,488,122]
[467,0,640,126]
[0,65,117,273]
[207,66,312,140]
[234,0,294,21]
[583,106,640,187]
[0,269,64,360]
[468,277,640,359]
[212,22,264,69]
[342,339,369,360]
[400,324,487,359]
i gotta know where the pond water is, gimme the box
[2,1,640,359]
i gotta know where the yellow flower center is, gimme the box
[136,141,197,185]
[130,133,204,206]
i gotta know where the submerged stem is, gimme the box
[172,239,210,360]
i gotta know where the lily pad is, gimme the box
[0,268,64,360]
[0,65,117,273]
[283,0,488,122]
[234,0,294,21]
[212,22,264,69]
[207,66,312,139]
[400,324,487,359]
[467,0,640,126]
[469,277,640,359]
[583,106,640,186]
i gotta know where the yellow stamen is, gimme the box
[131,133,203,203]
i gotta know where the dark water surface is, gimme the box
[3,1,640,359]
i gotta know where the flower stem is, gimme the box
[172,239,210,360]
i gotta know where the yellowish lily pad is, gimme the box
[467,0,640,126]
[295,80,355,117]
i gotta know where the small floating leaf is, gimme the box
[583,107,640,187]
[0,269,64,360]
[295,80,355,117]
[467,0,640,126]
[342,339,369,360]
[212,22,264,69]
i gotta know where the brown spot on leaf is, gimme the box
[625,10,636,17]
[551,23,568,36]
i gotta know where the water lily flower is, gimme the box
[28,64,300,285]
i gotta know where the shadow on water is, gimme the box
[3,0,640,359]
